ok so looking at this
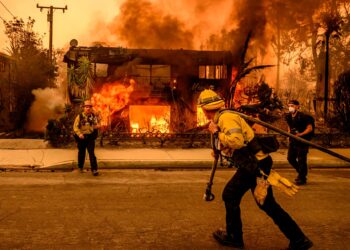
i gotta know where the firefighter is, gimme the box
[73,100,100,176]
[198,89,313,249]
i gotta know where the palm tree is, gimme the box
[320,12,342,118]
[68,56,94,101]
[227,32,274,108]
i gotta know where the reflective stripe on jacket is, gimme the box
[214,111,254,149]
[214,109,268,161]
[73,112,96,136]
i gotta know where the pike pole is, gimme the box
[230,110,350,164]
[203,110,350,202]
[203,132,220,201]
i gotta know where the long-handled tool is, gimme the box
[229,110,350,164]
[203,110,350,202]
[204,132,220,202]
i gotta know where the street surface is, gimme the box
[0,169,349,250]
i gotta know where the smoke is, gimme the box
[87,0,234,49]
[229,0,268,56]
[84,0,330,86]
[87,0,330,52]
[25,88,66,132]
[105,0,269,52]
[108,0,194,49]
[112,58,142,79]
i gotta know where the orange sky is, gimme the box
[0,0,123,52]
[0,0,236,52]
[0,0,279,86]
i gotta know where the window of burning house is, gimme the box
[95,63,108,77]
[134,65,171,89]
[199,65,227,79]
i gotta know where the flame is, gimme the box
[150,115,169,133]
[91,79,135,127]
[197,107,209,126]
[130,122,139,133]
[129,105,170,133]
[231,67,238,82]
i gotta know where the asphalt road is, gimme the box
[0,169,349,250]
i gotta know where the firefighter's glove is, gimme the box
[220,144,234,157]
[267,170,299,197]
[254,177,269,205]
[208,121,219,134]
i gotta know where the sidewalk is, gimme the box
[0,139,349,170]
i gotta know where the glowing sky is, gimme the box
[0,0,236,53]
[0,0,122,52]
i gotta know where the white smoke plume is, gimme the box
[25,88,66,132]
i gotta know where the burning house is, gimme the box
[63,44,234,134]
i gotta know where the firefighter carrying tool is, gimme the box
[198,89,313,250]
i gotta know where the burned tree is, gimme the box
[227,32,274,109]
[225,32,283,124]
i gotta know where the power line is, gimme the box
[0,1,15,18]
[0,15,5,22]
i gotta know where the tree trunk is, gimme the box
[276,20,281,91]
[310,17,325,119]
[324,34,330,119]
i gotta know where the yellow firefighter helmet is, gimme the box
[198,89,225,110]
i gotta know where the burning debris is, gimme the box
[129,105,170,133]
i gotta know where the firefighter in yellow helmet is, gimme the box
[198,89,312,249]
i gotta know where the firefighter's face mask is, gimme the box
[288,104,298,113]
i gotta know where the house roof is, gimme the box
[64,46,234,66]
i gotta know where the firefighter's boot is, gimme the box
[213,229,244,249]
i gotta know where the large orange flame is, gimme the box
[129,105,170,133]
[91,79,135,127]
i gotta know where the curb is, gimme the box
[1,160,349,172]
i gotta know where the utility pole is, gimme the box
[36,4,67,63]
